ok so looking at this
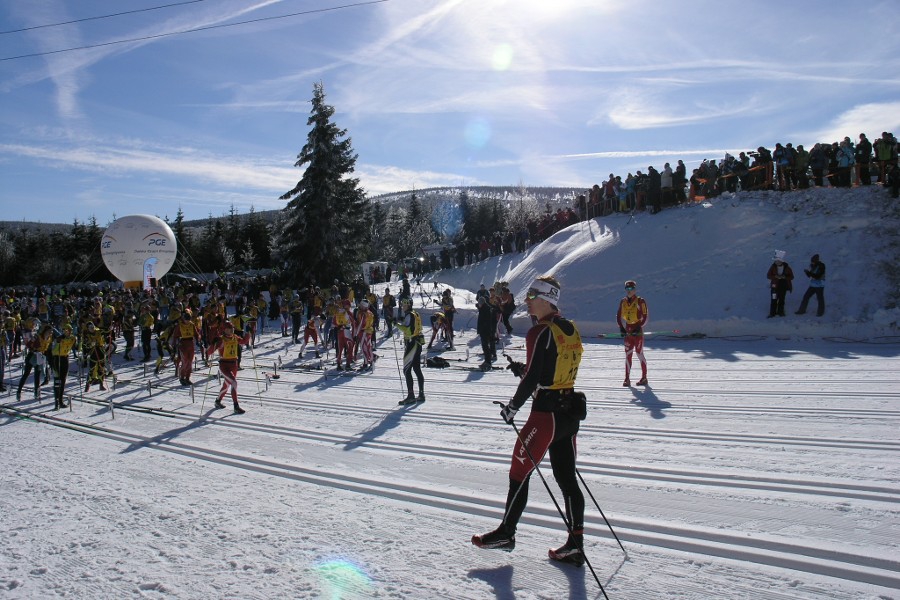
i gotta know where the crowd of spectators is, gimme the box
[414,130,899,275]
[576,131,899,219]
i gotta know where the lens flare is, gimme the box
[314,559,373,599]
[432,201,463,239]
[464,117,491,148]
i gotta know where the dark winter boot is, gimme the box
[398,394,416,406]
[472,525,516,550]
[417,391,425,403]
[233,403,245,414]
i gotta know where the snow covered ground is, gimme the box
[2,186,899,599]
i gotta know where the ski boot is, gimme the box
[398,394,416,406]
[417,392,426,403]
[233,403,245,415]
[636,377,648,386]
[548,534,585,567]
[472,525,516,551]
[622,378,630,387]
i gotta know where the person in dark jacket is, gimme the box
[795,254,826,317]
[856,133,873,185]
[808,143,829,187]
[476,296,499,370]
[767,251,795,318]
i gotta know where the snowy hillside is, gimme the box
[427,185,900,339]
[2,186,899,599]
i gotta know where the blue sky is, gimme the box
[2,0,899,225]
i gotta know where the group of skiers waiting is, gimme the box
[2,272,658,571]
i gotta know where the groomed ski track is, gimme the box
[2,330,899,599]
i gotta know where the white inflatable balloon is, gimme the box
[101,215,177,286]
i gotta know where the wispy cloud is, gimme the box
[813,102,900,142]
[0,140,294,192]
[357,164,481,197]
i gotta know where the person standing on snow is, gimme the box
[476,296,499,371]
[176,311,202,386]
[396,297,425,405]
[617,280,649,387]
[472,275,588,567]
[767,250,794,318]
[49,323,77,410]
[382,287,396,339]
[354,299,376,371]
[333,300,356,371]
[795,254,826,317]
[212,321,252,414]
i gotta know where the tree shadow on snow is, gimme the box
[629,386,671,419]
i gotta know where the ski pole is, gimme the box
[575,467,628,559]
[493,401,608,599]
[596,329,680,339]
[391,333,405,396]
[199,354,216,417]
[247,340,263,407]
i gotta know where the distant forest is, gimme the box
[0,185,581,287]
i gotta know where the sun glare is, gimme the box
[492,43,514,71]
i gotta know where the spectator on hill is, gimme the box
[794,144,810,189]
[674,160,687,203]
[835,138,855,188]
[661,163,674,206]
[809,143,828,187]
[795,254,826,317]
[766,250,794,318]
[874,132,896,184]
[856,133,873,186]
[647,166,661,214]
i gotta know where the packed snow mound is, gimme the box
[425,185,900,338]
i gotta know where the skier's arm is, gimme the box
[510,325,551,409]
[638,298,649,329]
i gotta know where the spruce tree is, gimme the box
[279,82,370,286]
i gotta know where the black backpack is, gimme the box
[425,356,450,368]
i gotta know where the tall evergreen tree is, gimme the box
[241,207,270,268]
[279,82,370,286]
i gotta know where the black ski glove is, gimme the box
[506,355,525,378]
[500,403,518,424]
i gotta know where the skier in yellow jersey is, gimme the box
[616,280,649,386]
[396,297,425,405]
[212,321,252,414]
[50,324,77,409]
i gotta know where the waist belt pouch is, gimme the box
[559,391,587,420]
